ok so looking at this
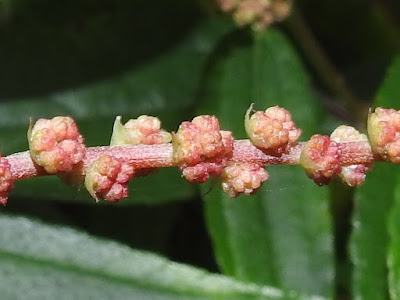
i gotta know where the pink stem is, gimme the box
[6,139,377,181]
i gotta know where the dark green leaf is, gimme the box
[351,55,400,299]
[198,29,333,296]
[2,18,233,204]
[0,214,325,300]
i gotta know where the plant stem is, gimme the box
[6,140,377,182]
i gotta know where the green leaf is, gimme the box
[0,214,325,300]
[198,29,333,296]
[351,164,398,300]
[350,55,400,299]
[388,176,400,300]
[2,18,233,204]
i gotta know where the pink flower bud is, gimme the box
[173,115,233,183]
[110,115,171,146]
[245,105,301,155]
[28,116,85,174]
[0,156,13,205]
[233,0,269,26]
[300,134,341,186]
[367,107,400,163]
[216,0,240,12]
[331,125,372,186]
[221,162,269,198]
[84,155,135,202]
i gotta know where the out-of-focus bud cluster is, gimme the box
[28,116,86,174]
[173,115,233,183]
[331,125,372,187]
[110,115,171,146]
[215,0,292,31]
[368,107,400,164]
[245,105,301,155]
[84,155,135,202]
[300,134,341,186]
[221,162,268,198]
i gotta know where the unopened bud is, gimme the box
[28,116,85,174]
[331,125,372,186]
[110,115,171,146]
[221,162,269,198]
[300,134,341,186]
[173,115,233,183]
[84,155,135,202]
[245,104,301,155]
[368,107,400,163]
[0,156,13,205]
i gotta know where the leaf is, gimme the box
[0,214,326,300]
[1,18,233,204]
[350,55,400,299]
[388,177,400,300]
[351,164,398,300]
[198,29,333,296]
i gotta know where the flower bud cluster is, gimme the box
[173,115,234,183]
[245,105,301,155]
[0,156,13,205]
[221,162,268,198]
[215,0,292,31]
[110,115,171,146]
[28,116,86,174]
[367,107,400,163]
[84,155,135,202]
[5,106,400,205]
[330,125,372,186]
[300,134,341,186]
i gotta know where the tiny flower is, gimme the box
[367,107,400,163]
[28,116,85,174]
[331,125,372,186]
[245,104,301,155]
[110,115,171,146]
[221,162,269,198]
[84,155,135,202]
[173,115,233,183]
[300,134,341,186]
[0,156,13,205]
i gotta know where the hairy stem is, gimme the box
[6,139,377,182]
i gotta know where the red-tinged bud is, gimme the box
[84,155,135,202]
[221,162,269,198]
[219,0,292,30]
[0,156,13,205]
[28,116,85,174]
[173,115,233,183]
[300,134,341,186]
[331,125,372,187]
[368,107,400,163]
[245,105,301,155]
[216,0,240,12]
[270,0,292,21]
[233,0,269,26]
[110,115,171,146]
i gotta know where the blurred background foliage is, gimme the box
[1,0,400,299]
